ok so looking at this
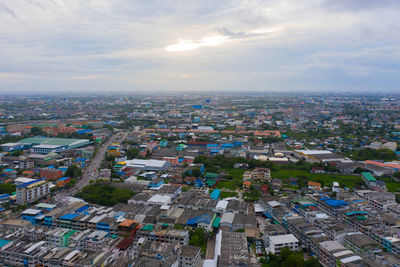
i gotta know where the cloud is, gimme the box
[0,0,399,92]
[166,36,228,52]
[322,0,400,12]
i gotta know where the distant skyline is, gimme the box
[0,0,400,92]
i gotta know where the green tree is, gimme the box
[31,126,44,136]
[65,165,82,178]
[192,168,202,178]
[126,148,139,160]
[0,183,16,194]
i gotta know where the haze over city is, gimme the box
[1,0,400,93]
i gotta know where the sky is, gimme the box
[0,0,399,93]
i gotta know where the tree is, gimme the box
[189,228,207,253]
[192,168,202,178]
[126,148,139,160]
[65,165,82,178]
[75,184,134,206]
[31,126,44,136]
[0,183,16,194]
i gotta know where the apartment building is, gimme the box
[16,179,50,205]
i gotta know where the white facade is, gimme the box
[16,180,50,204]
[269,234,299,254]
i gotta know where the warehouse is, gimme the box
[17,137,91,153]
[125,159,171,172]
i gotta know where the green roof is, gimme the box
[142,225,154,231]
[205,173,219,179]
[206,180,217,186]
[361,172,377,182]
[17,137,90,148]
[212,217,221,228]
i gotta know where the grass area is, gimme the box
[386,183,400,192]
[271,169,362,188]
[207,166,363,191]
[224,168,246,180]
[219,191,238,199]
[214,180,242,190]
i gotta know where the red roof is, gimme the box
[116,238,134,250]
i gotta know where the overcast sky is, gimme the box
[0,0,399,93]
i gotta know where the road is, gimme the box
[68,131,126,195]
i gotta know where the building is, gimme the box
[125,159,171,172]
[17,137,91,152]
[57,177,72,187]
[100,169,111,179]
[178,245,201,267]
[0,194,11,205]
[31,144,65,154]
[16,179,50,204]
[41,167,63,181]
[268,234,299,254]
[0,142,25,152]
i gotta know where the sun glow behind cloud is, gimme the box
[166,35,228,52]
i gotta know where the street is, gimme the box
[68,132,126,195]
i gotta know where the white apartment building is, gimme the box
[269,234,299,254]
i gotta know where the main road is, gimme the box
[68,131,126,195]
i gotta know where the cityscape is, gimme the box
[0,93,399,267]
[1,0,400,267]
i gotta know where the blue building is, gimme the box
[21,208,42,225]
[149,179,164,188]
[0,193,11,205]
[210,189,220,200]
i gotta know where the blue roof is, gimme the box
[58,177,71,181]
[0,194,11,199]
[76,129,92,134]
[264,211,273,219]
[206,144,219,148]
[220,143,234,148]
[320,197,331,201]
[210,189,220,200]
[74,158,87,162]
[186,214,213,225]
[17,179,44,188]
[60,213,80,221]
[0,239,10,248]
[344,211,368,216]
[75,205,89,213]
[324,199,348,207]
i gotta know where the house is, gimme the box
[149,178,164,189]
[243,181,251,189]
[271,179,282,191]
[253,168,271,181]
[308,181,322,191]
[261,184,269,194]
[311,166,325,174]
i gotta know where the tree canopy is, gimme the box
[75,184,134,206]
